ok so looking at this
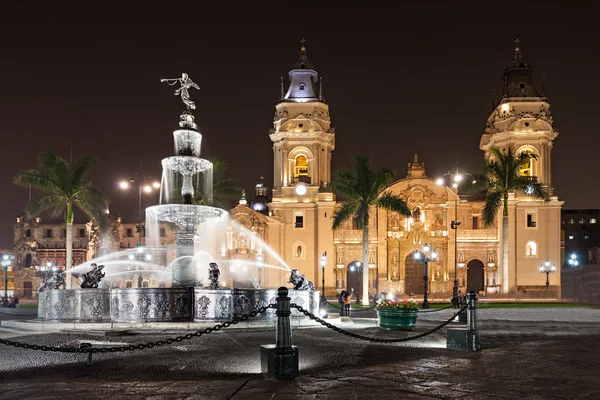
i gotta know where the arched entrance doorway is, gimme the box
[23,281,32,298]
[404,254,425,296]
[467,260,485,293]
[345,261,363,300]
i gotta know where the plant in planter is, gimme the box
[376,298,420,330]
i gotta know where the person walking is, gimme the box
[343,289,353,317]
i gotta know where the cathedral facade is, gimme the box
[11,41,562,299]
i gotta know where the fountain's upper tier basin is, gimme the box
[162,156,212,175]
[146,204,226,226]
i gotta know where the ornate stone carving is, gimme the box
[218,296,231,318]
[196,295,211,318]
[137,295,152,318]
[87,296,103,317]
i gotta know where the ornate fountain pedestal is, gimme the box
[110,288,193,322]
[38,289,111,322]
[193,288,320,321]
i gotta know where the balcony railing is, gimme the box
[293,176,311,185]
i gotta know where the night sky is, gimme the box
[1,3,598,248]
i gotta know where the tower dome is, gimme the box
[250,176,269,215]
[502,38,540,98]
[281,39,322,103]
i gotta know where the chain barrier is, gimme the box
[418,304,457,313]
[327,301,455,313]
[0,304,275,354]
[292,304,466,343]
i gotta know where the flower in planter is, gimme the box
[376,298,419,309]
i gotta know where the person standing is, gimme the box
[338,290,346,316]
[343,289,353,317]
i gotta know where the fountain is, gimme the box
[37,73,320,324]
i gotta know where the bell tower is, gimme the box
[270,39,335,198]
[480,38,558,193]
[479,39,563,295]
[268,39,336,290]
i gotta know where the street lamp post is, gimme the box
[118,174,160,245]
[436,169,476,305]
[320,252,328,317]
[414,243,437,309]
[568,253,579,267]
[2,254,13,307]
[539,260,556,288]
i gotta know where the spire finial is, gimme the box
[514,37,520,51]
[300,38,306,51]
[513,37,521,60]
[542,74,546,97]
[239,190,247,205]
[280,77,284,100]
[413,154,418,163]
[319,76,324,101]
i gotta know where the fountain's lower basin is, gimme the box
[38,289,111,322]
[37,288,320,323]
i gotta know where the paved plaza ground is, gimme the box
[1,307,599,399]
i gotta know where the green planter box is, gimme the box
[376,308,419,330]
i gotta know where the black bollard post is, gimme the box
[260,286,299,380]
[80,343,93,365]
[466,291,480,351]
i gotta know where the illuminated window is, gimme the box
[569,236,574,240]
[526,213,536,228]
[525,241,537,256]
[518,150,537,178]
[295,212,304,228]
[591,218,597,224]
[294,155,309,184]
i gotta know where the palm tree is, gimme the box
[474,147,549,293]
[330,156,411,305]
[14,150,109,288]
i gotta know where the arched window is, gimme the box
[25,229,31,238]
[126,281,133,288]
[517,148,538,178]
[25,254,32,268]
[294,155,309,183]
[525,240,537,257]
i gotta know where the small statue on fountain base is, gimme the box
[288,269,315,291]
[208,262,220,289]
[79,263,105,289]
[39,271,66,292]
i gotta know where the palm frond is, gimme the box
[332,201,359,230]
[73,198,109,229]
[38,150,73,193]
[214,178,243,200]
[376,191,411,216]
[14,170,62,193]
[24,193,66,218]
[72,156,98,186]
[482,191,503,227]
[75,186,109,208]
[329,168,360,199]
